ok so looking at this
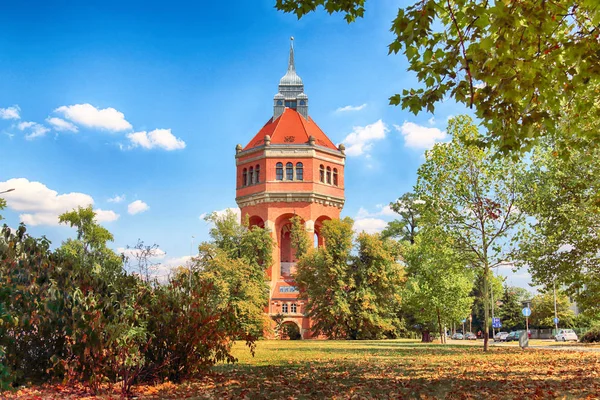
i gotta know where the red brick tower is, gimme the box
[235,39,345,339]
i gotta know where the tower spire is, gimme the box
[288,36,295,72]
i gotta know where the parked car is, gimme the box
[451,333,464,340]
[493,332,509,342]
[555,329,578,342]
[505,331,522,342]
[464,332,477,340]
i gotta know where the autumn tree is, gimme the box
[415,115,524,351]
[276,0,600,153]
[292,217,404,339]
[516,132,600,317]
[530,291,575,329]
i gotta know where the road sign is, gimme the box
[492,317,502,328]
[522,307,532,317]
[553,317,559,324]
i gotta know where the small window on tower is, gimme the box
[286,162,293,180]
[242,168,247,187]
[255,165,260,183]
[299,100,306,106]
[291,303,297,313]
[277,100,283,106]
[296,162,303,181]
[333,168,338,186]
[276,163,283,181]
[282,303,288,313]
[326,167,332,184]
[320,165,325,182]
[249,167,254,185]
[285,100,297,109]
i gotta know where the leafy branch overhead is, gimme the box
[276,0,600,153]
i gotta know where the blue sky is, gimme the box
[0,0,531,289]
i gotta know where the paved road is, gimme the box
[448,339,600,352]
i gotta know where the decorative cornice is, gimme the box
[236,144,345,166]
[236,191,345,209]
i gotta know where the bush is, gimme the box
[580,326,600,343]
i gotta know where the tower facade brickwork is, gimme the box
[235,39,345,339]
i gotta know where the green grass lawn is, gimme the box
[7,339,600,399]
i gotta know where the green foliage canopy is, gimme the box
[276,0,600,153]
[292,218,404,339]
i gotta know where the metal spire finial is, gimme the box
[288,37,295,72]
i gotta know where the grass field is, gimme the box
[7,340,600,399]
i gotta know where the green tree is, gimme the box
[276,0,600,153]
[196,209,273,338]
[497,285,526,331]
[470,272,504,334]
[0,197,6,221]
[415,115,524,350]
[516,132,600,317]
[381,192,423,244]
[293,218,404,339]
[530,291,575,329]
[402,229,474,343]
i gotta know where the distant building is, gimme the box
[234,39,345,339]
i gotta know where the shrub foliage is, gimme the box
[0,207,271,395]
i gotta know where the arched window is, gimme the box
[276,162,283,180]
[242,168,247,187]
[291,303,297,313]
[326,167,332,184]
[249,166,254,185]
[255,165,260,183]
[320,165,325,183]
[333,168,338,186]
[296,162,303,181]
[286,162,293,180]
[282,303,289,313]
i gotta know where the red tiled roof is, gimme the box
[243,108,338,151]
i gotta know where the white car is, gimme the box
[493,332,509,342]
[555,329,578,342]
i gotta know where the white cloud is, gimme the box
[394,121,447,149]
[0,105,20,120]
[154,255,194,282]
[428,117,435,125]
[353,218,388,234]
[336,103,367,112]
[356,205,396,219]
[340,119,388,157]
[126,129,186,151]
[128,200,149,215]
[95,209,120,222]
[108,194,126,203]
[46,117,78,133]
[200,207,241,222]
[17,121,50,140]
[55,103,132,132]
[0,178,116,226]
[117,246,167,259]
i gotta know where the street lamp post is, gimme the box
[553,279,559,335]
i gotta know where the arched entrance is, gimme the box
[281,321,302,340]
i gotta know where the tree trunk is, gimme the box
[421,330,431,343]
[483,266,490,351]
[437,307,445,344]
